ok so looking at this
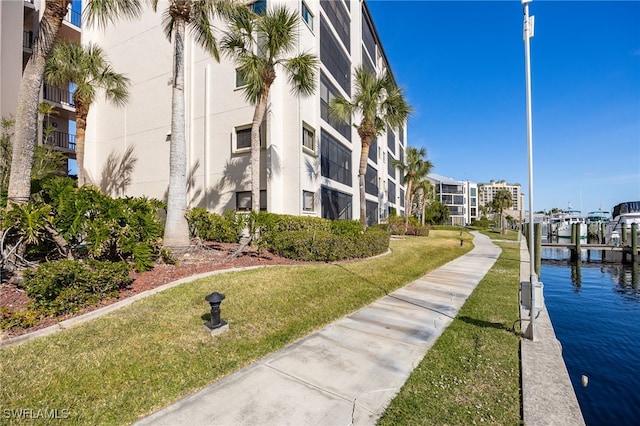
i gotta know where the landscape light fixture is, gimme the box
[204,292,227,333]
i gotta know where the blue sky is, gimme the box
[366,0,640,214]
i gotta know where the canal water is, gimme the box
[540,248,640,426]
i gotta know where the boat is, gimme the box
[605,201,640,246]
[586,209,611,225]
[551,209,587,242]
[586,208,611,243]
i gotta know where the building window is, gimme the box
[303,190,315,211]
[302,124,315,153]
[321,186,352,220]
[362,12,376,64]
[320,18,351,96]
[250,0,266,15]
[301,2,313,30]
[365,164,377,196]
[320,0,350,51]
[233,125,264,153]
[320,130,352,186]
[387,126,395,153]
[388,181,396,205]
[400,188,405,208]
[368,138,377,162]
[366,200,378,227]
[235,69,247,88]
[320,73,351,140]
[236,190,267,211]
[235,127,251,151]
[387,153,395,179]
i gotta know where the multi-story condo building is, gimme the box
[427,173,477,226]
[478,180,524,213]
[76,0,406,226]
[0,0,81,164]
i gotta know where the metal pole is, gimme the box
[523,0,537,340]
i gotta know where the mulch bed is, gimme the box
[0,243,305,339]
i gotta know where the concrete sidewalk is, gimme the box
[135,231,501,426]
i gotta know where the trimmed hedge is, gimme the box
[186,208,245,243]
[270,227,389,262]
[184,209,390,261]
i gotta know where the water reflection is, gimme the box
[541,247,639,301]
[570,260,582,291]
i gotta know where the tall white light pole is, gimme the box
[523,0,539,340]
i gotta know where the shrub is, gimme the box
[186,208,244,243]
[22,259,133,316]
[0,308,41,331]
[387,215,406,235]
[270,226,389,261]
[252,212,331,247]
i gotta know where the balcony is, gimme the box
[43,84,75,107]
[44,130,76,153]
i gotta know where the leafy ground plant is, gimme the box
[0,231,471,425]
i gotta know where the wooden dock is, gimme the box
[541,243,638,263]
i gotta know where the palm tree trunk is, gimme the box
[163,19,190,251]
[404,179,413,231]
[7,0,70,207]
[74,101,88,186]
[358,140,371,229]
[251,89,269,213]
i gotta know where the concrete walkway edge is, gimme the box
[519,238,585,425]
[134,231,501,425]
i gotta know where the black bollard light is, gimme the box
[204,292,227,331]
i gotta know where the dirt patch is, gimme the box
[0,243,306,339]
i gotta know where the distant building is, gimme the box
[478,180,524,212]
[478,180,524,226]
[427,173,477,226]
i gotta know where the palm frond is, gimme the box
[284,53,318,97]
[189,0,220,60]
[84,0,143,29]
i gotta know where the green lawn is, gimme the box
[1,231,471,425]
[378,241,522,425]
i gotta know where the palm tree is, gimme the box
[221,4,318,212]
[45,41,129,187]
[6,0,142,207]
[491,188,514,234]
[330,66,412,228]
[150,0,224,251]
[413,177,434,226]
[392,146,433,230]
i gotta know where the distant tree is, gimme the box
[45,41,129,187]
[413,177,434,226]
[221,4,318,213]
[393,146,433,231]
[425,200,449,225]
[491,188,513,234]
[330,66,412,228]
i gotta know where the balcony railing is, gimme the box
[23,31,33,49]
[43,84,75,107]
[45,131,76,151]
[65,7,81,28]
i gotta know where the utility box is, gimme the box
[520,281,544,310]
